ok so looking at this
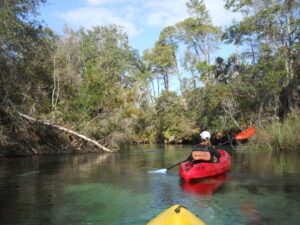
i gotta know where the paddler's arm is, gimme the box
[210,146,221,162]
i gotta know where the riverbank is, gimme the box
[3,118,300,156]
[0,120,108,157]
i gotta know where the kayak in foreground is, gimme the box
[179,150,231,182]
[147,204,206,225]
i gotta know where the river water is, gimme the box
[0,144,300,225]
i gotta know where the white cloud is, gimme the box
[122,5,141,21]
[143,0,240,28]
[59,7,141,37]
[204,0,242,27]
[58,0,241,38]
[86,0,123,5]
[143,0,187,27]
[86,0,136,6]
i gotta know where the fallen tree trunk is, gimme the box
[17,111,114,153]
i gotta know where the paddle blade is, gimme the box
[148,169,167,174]
[234,127,256,140]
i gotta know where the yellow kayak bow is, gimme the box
[147,204,207,225]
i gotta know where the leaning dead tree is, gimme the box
[17,111,114,153]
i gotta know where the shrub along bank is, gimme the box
[238,116,300,151]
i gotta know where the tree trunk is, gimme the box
[235,44,239,65]
[164,74,169,91]
[17,111,114,153]
[151,79,156,98]
[52,56,57,111]
[250,38,256,65]
[157,76,160,96]
[191,70,197,89]
[173,53,184,95]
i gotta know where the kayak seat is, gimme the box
[192,151,211,161]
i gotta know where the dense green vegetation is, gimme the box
[240,115,300,151]
[0,0,299,155]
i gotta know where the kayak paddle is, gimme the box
[148,160,187,173]
[216,126,256,147]
[234,127,256,140]
[166,160,188,170]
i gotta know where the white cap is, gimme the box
[200,131,211,140]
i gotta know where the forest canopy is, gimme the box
[0,0,299,155]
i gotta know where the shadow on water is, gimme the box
[0,144,300,225]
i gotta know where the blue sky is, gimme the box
[38,0,242,91]
[38,0,241,54]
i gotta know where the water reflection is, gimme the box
[232,150,300,176]
[78,153,111,171]
[240,200,261,225]
[181,174,228,195]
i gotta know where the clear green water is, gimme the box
[0,144,300,225]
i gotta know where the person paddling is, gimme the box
[187,131,221,164]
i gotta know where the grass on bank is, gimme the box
[239,117,300,151]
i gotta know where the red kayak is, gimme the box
[179,150,231,182]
